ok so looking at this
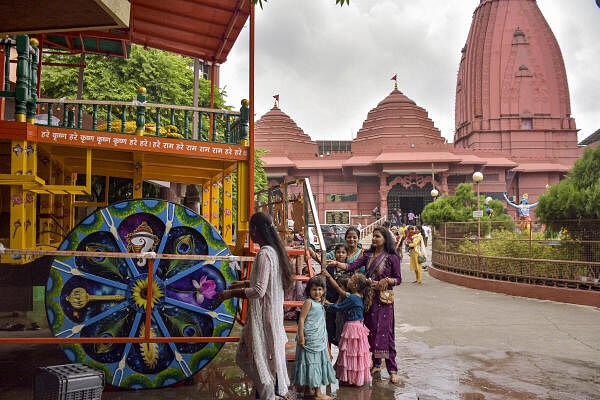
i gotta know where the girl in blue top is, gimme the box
[291,276,337,400]
[322,270,373,387]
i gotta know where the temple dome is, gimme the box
[352,88,444,154]
[255,105,317,156]
[454,0,577,157]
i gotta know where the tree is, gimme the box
[41,45,227,108]
[536,145,600,239]
[421,183,511,226]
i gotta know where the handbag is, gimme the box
[379,288,394,304]
[416,234,427,264]
[366,254,395,304]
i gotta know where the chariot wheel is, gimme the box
[45,199,238,389]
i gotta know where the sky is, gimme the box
[220,0,600,144]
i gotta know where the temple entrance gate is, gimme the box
[386,181,434,222]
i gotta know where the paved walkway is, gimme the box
[383,244,600,399]
[1,242,599,399]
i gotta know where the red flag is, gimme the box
[391,74,397,81]
[273,94,279,101]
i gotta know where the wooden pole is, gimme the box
[248,3,255,221]
[209,61,215,140]
[193,58,199,139]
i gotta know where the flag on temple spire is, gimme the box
[391,74,398,89]
[273,94,279,107]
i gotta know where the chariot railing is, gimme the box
[1,34,250,145]
[35,97,247,145]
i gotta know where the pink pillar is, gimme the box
[440,172,449,195]
[378,172,389,218]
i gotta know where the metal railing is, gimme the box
[432,220,600,290]
[36,96,247,145]
[359,216,386,241]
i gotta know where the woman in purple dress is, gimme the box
[326,227,402,384]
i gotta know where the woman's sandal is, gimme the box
[389,374,402,385]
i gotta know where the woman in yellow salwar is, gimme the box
[407,226,426,284]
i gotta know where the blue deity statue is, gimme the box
[503,193,538,233]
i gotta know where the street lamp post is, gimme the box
[431,188,439,201]
[472,172,484,270]
[430,188,439,257]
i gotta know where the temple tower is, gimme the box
[353,88,445,153]
[255,105,318,157]
[454,0,578,165]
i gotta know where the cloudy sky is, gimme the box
[220,0,600,143]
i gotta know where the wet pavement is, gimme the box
[1,244,599,399]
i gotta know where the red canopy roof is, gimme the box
[130,0,250,63]
[18,0,250,63]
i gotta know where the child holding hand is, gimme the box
[324,244,350,345]
[321,269,373,387]
[291,276,337,400]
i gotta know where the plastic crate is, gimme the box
[34,363,104,400]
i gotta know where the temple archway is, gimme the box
[387,181,434,222]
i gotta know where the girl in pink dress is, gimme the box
[321,270,373,386]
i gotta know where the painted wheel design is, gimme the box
[45,199,238,389]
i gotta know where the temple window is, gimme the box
[521,118,532,130]
[317,140,352,155]
[512,27,528,44]
[516,65,532,78]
